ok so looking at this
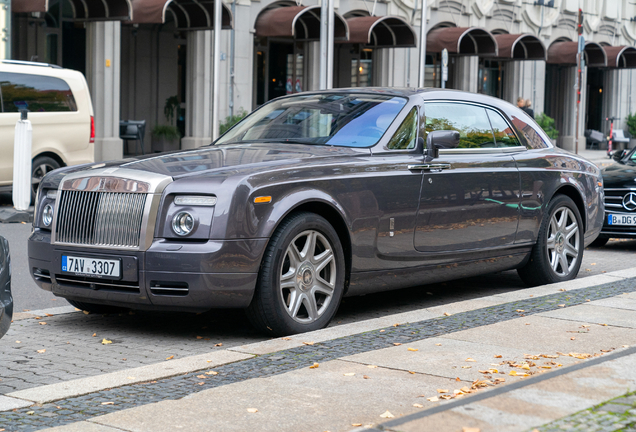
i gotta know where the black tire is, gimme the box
[31,156,61,203]
[67,299,122,314]
[518,195,584,287]
[589,236,609,247]
[246,212,345,336]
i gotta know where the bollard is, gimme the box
[13,109,32,211]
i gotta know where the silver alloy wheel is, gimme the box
[32,162,56,192]
[546,206,580,277]
[279,229,336,324]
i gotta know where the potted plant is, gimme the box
[152,96,181,152]
[535,112,559,145]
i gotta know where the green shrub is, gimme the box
[151,124,181,140]
[220,108,248,134]
[535,112,559,140]
[626,113,636,138]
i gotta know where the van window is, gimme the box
[0,72,77,113]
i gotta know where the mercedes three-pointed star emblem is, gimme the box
[622,192,636,211]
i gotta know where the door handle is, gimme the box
[407,163,452,171]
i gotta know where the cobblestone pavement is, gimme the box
[1,278,634,431]
[533,391,636,432]
[0,271,526,395]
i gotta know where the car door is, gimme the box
[413,101,522,253]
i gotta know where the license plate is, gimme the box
[62,255,121,278]
[608,214,636,226]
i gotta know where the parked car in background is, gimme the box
[0,236,12,339]
[0,60,95,199]
[29,89,603,336]
[590,147,636,246]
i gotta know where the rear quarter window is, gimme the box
[0,72,77,113]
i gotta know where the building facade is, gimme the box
[7,0,636,159]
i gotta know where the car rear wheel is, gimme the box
[246,212,345,336]
[67,299,122,314]
[32,156,60,202]
[518,195,584,287]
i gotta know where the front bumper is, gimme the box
[28,229,268,312]
[598,211,636,240]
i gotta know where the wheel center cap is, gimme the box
[296,263,315,291]
[556,232,565,253]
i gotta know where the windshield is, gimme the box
[216,93,407,148]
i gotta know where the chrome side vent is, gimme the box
[33,268,51,282]
[150,281,189,297]
[55,191,147,248]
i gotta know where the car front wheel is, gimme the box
[518,194,584,287]
[246,212,345,336]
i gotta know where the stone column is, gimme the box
[454,57,478,93]
[182,30,213,150]
[86,21,123,162]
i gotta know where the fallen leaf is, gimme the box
[393,343,402,346]
[413,403,424,408]
[83,311,90,315]
[282,337,291,340]
[39,322,47,325]
[601,324,608,326]
[520,364,531,370]
[36,349,46,354]
[214,343,223,347]
[303,341,315,346]
[367,365,378,368]
[247,408,258,413]
[586,299,591,302]
[623,345,630,348]
[205,371,218,375]
[363,375,370,379]
[559,288,566,292]
[407,348,418,352]
[351,424,362,427]
[435,343,442,346]
[379,410,394,418]
[26,411,35,415]
[379,330,385,333]
[570,337,576,340]
[440,395,452,400]
[558,304,566,308]
[461,366,472,369]
[462,428,481,432]
[196,375,206,379]
[166,355,174,360]
[343,373,355,376]
[456,377,461,382]
[465,358,476,362]
[101,402,114,405]
[443,312,451,316]
[494,355,502,358]
[127,377,135,380]
[15,341,20,343]
[309,363,319,369]
[196,336,203,339]
[427,396,439,402]
[408,371,416,374]
[509,370,518,376]
[393,323,400,327]
[437,389,449,393]
[516,309,525,313]
[101,339,112,345]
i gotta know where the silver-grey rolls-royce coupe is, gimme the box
[29,89,604,335]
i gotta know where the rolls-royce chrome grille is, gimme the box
[55,190,147,248]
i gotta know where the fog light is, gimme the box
[42,204,53,227]
[172,211,194,236]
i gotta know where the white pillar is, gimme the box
[86,21,123,162]
[454,57,478,93]
[182,31,213,150]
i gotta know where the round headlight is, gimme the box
[172,211,194,236]
[42,204,53,227]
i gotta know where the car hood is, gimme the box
[602,162,636,188]
[118,143,367,179]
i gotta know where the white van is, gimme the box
[0,60,95,197]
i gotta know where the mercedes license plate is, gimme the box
[608,214,636,226]
[62,255,121,278]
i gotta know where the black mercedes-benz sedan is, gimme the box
[28,89,604,335]
[591,148,636,246]
[0,236,12,339]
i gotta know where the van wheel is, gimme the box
[246,212,345,336]
[518,195,584,287]
[32,156,60,202]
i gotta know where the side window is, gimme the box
[486,109,521,147]
[425,102,495,149]
[0,72,77,113]
[387,107,418,150]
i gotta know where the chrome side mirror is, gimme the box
[426,130,460,161]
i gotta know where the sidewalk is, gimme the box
[0,268,634,431]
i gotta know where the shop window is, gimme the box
[0,72,77,113]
